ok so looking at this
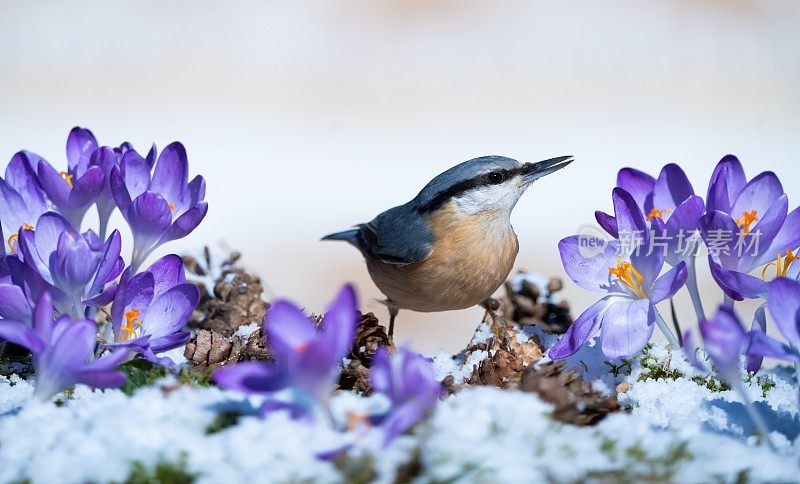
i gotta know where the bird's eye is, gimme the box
[487,172,505,184]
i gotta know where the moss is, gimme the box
[580,440,693,483]
[204,410,241,435]
[177,367,213,387]
[119,359,170,396]
[604,360,632,378]
[745,373,776,398]
[123,454,195,484]
[635,343,687,382]
[334,454,376,484]
[599,437,617,458]
[53,386,76,407]
[690,375,730,393]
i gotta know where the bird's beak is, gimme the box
[521,156,574,184]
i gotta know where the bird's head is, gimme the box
[414,155,573,216]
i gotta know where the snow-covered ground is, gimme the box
[1,338,799,483]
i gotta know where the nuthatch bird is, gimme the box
[323,155,573,337]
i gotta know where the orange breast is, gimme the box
[366,202,519,312]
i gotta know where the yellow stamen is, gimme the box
[59,171,74,189]
[120,309,142,342]
[646,208,672,222]
[736,210,758,236]
[609,256,646,298]
[168,202,175,211]
[6,223,34,254]
[761,249,799,280]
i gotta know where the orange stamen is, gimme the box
[6,223,33,254]
[736,210,758,236]
[646,208,672,222]
[761,249,799,280]
[168,202,175,211]
[59,171,74,189]
[609,256,646,298]
[120,309,142,342]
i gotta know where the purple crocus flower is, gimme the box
[700,156,800,301]
[684,305,778,448]
[370,347,441,447]
[0,292,129,400]
[37,127,106,230]
[596,164,706,320]
[747,278,800,367]
[550,188,687,360]
[17,212,123,318]
[104,255,199,368]
[110,142,207,271]
[596,164,700,242]
[0,151,49,255]
[90,141,157,241]
[214,284,357,418]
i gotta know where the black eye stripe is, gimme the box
[419,168,519,212]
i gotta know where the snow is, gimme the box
[1,340,799,482]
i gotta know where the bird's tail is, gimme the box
[321,229,359,244]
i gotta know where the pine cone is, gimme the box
[519,360,620,426]
[184,248,269,337]
[465,312,543,388]
[350,312,394,365]
[501,274,573,334]
[184,329,244,372]
[338,312,395,393]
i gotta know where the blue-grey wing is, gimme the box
[357,205,433,266]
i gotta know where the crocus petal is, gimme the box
[47,319,97,371]
[321,284,357,360]
[649,261,688,304]
[72,369,127,389]
[731,171,784,224]
[90,230,123,294]
[5,152,48,215]
[699,211,742,271]
[151,142,189,205]
[32,291,54,342]
[740,194,787,269]
[83,284,118,307]
[127,192,172,244]
[213,361,289,394]
[613,187,648,246]
[548,297,611,359]
[0,283,32,321]
[558,236,620,293]
[664,195,704,266]
[160,202,208,243]
[266,300,319,363]
[110,166,132,215]
[148,331,192,353]
[617,168,655,213]
[766,278,800,349]
[594,210,619,238]
[140,284,199,338]
[747,330,799,363]
[68,165,105,211]
[707,155,746,214]
[630,231,664,290]
[37,160,70,208]
[653,163,694,210]
[0,319,45,353]
[758,205,800,268]
[600,297,655,359]
[709,260,768,301]
[146,254,187,299]
[699,306,746,377]
[120,150,153,200]
[66,127,98,173]
[380,402,426,448]
[745,304,768,373]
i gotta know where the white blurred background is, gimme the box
[1,1,798,353]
